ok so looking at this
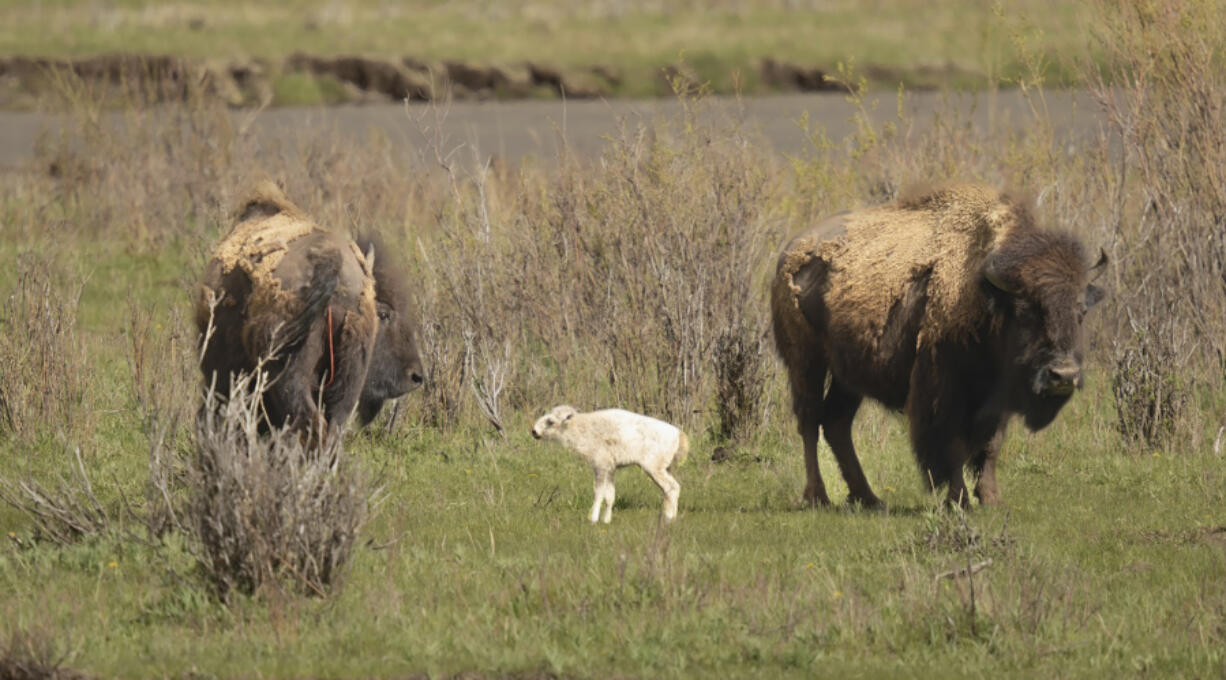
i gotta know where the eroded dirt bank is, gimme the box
[0,52,979,109]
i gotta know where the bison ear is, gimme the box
[1085,284,1106,310]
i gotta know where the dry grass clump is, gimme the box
[0,256,90,442]
[0,627,87,680]
[188,367,374,601]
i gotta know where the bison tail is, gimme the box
[276,248,342,355]
[671,430,690,469]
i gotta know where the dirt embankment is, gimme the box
[0,53,864,108]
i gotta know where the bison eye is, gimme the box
[376,303,393,322]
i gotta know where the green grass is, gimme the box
[0,0,1099,95]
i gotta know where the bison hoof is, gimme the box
[975,489,1002,506]
[803,490,832,508]
[848,493,884,511]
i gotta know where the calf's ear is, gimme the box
[1085,284,1106,310]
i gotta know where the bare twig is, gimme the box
[935,558,994,582]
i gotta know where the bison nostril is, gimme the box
[410,372,424,384]
[1045,363,1080,394]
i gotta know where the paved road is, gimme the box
[0,89,1104,170]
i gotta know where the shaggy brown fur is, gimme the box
[351,231,425,425]
[771,184,1105,507]
[196,182,378,438]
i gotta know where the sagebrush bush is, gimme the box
[1111,328,1190,449]
[713,321,770,444]
[189,368,373,600]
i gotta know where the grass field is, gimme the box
[2,2,1225,678]
[2,398,1225,678]
[0,0,1095,97]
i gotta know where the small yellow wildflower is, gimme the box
[1152,452,1160,458]
[6,531,14,539]
[804,562,814,569]
[108,561,118,569]
[833,590,843,599]
[465,468,473,474]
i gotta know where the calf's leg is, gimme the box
[592,468,615,524]
[643,464,681,522]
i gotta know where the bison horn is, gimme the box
[1089,248,1109,280]
[983,257,1017,295]
[365,243,376,271]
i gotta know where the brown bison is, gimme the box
[771,184,1106,507]
[195,182,424,436]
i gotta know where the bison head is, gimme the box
[983,232,1107,431]
[355,235,425,425]
[532,405,578,440]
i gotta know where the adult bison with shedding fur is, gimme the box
[771,184,1105,507]
[195,182,424,438]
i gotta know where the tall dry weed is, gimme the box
[409,104,783,433]
[0,256,90,442]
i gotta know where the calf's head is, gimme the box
[532,405,577,440]
[983,231,1107,430]
[355,235,425,424]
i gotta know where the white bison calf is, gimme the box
[531,405,688,523]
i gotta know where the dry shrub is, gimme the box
[1111,323,1192,448]
[0,446,109,545]
[713,321,770,444]
[0,255,90,442]
[413,105,782,433]
[188,367,374,601]
[1087,0,1226,446]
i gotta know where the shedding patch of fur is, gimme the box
[205,182,375,322]
[773,184,1030,353]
